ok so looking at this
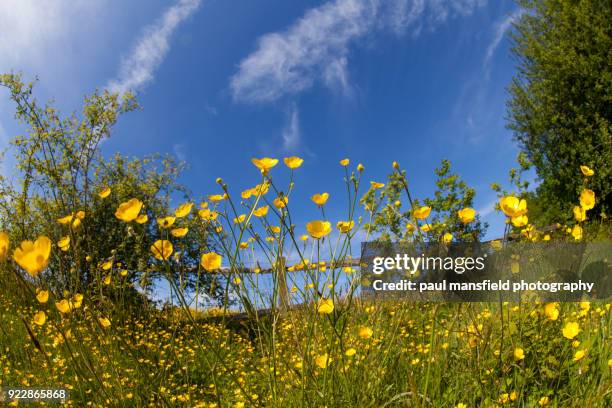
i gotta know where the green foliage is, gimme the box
[507,0,612,224]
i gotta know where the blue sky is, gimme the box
[0,0,528,241]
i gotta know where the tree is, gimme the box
[507,0,612,224]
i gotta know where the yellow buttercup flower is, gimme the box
[317,298,334,314]
[336,220,354,234]
[273,196,288,209]
[300,234,309,241]
[345,348,356,357]
[234,214,246,224]
[357,163,364,172]
[33,311,46,326]
[283,156,303,169]
[115,198,143,222]
[370,181,385,189]
[580,165,594,176]
[135,214,148,224]
[0,232,9,261]
[170,227,188,238]
[307,220,332,239]
[315,353,330,369]
[57,214,74,224]
[571,225,583,240]
[36,289,49,304]
[457,207,476,223]
[573,349,586,362]
[514,347,525,361]
[579,189,595,210]
[55,299,71,314]
[150,240,173,261]
[253,206,269,217]
[562,322,580,339]
[405,223,415,234]
[101,260,113,270]
[339,158,350,166]
[157,216,176,229]
[251,157,278,174]
[98,317,112,328]
[58,236,70,252]
[201,252,222,271]
[499,196,527,217]
[198,209,219,221]
[13,236,52,277]
[442,232,453,243]
[98,187,111,198]
[511,214,528,227]
[543,303,559,321]
[573,206,586,222]
[208,194,227,202]
[358,326,373,339]
[420,223,432,232]
[174,202,193,218]
[538,396,550,406]
[311,193,329,206]
[413,206,431,220]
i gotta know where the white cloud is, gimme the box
[231,0,487,104]
[282,104,301,151]
[107,0,201,95]
[484,9,524,67]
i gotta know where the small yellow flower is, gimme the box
[413,206,431,220]
[340,158,350,166]
[33,311,46,326]
[135,214,148,224]
[201,252,222,271]
[55,299,71,314]
[571,224,583,240]
[573,206,586,222]
[253,206,269,217]
[57,214,74,224]
[283,156,303,169]
[317,298,334,314]
[315,353,330,369]
[562,321,580,339]
[511,214,528,227]
[98,187,111,198]
[336,220,354,233]
[36,290,49,304]
[306,220,332,239]
[58,236,70,252]
[208,194,226,202]
[234,214,246,224]
[115,198,144,222]
[357,163,364,172]
[580,165,594,176]
[420,223,432,232]
[345,348,356,356]
[579,189,595,210]
[370,181,385,189]
[174,202,193,218]
[573,349,586,362]
[514,347,525,361]
[251,157,278,174]
[198,209,218,221]
[457,207,476,223]
[157,216,176,229]
[170,227,188,238]
[311,193,329,206]
[538,396,550,406]
[543,303,559,321]
[358,326,373,339]
[150,240,173,261]
[98,317,112,328]
[499,196,527,217]
[442,232,453,243]
[300,234,309,241]
[0,232,9,261]
[273,196,288,209]
[455,404,467,408]
[13,236,52,277]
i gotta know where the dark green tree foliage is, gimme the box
[507,0,612,224]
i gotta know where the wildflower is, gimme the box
[171,228,188,238]
[562,322,580,339]
[253,206,269,217]
[573,349,586,362]
[150,240,173,261]
[306,221,332,239]
[413,206,431,220]
[201,252,222,271]
[98,187,111,198]
[198,209,218,221]
[58,214,73,224]
[300,234,309,241]
[115,198,143,222]
[406,223,415,234]
[102,260,113,270]
[579,189,595,210]
[135,214,148,224]
[233,277,241,285]
[571,225,583,240]
[315,353,330,369]
[13,236,52,276]
[514,347,525,361]
[442,232,453,243]
[456,404,467,408]
[157,216,176,228]
[511,214,528,227]
[340,158,350,166]
[58,236,70,252]
[208,194,226,202]
[317,298,334,314]
[357,163,364,172]
[174,202,193,218]
[311,193,329,206]
[370,181,385,189]
[33,311,46,326]
[336,220,354,233]
[538,396,550,406]
[56,299,71,314]
[580,165,594,176]
[421,223,432,232]
[36,290,49,304]
[233,214,246,224]
[573,206,586,222]
[98,317,111,328]
[345,348,356,356]
[0,232,9,261]
[251,157,278,174]
[283,156,303,169]
[269,226,281,234]
[273,196,288,209]
[358,326,373,339]
[457,207,476,223]
[543,303,559,321]
[499,196,527,217]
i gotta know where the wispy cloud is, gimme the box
[107,0,201,95]
[282,104,301,151]
[484,9,524,68]
[231,0,487,104]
